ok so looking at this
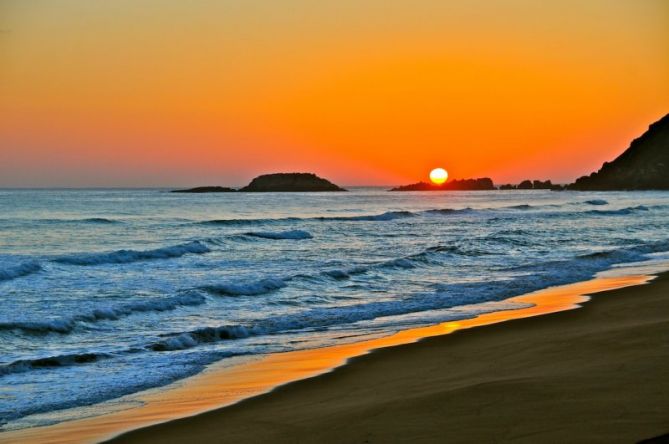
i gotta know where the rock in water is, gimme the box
[569,114,669,190]
[239,173,346,192]
[390,178,495,191]
[171,186,237,193]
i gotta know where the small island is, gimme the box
[240,173,346,192]
[390,177,495,191]
[172,172,346,193]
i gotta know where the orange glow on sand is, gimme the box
[2,273,653,444]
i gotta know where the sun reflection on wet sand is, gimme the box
[2,273,653,444]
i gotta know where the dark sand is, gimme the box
[111,273,669,444]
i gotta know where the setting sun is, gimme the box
[429,168,448,185]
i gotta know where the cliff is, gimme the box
[569,114,669,190]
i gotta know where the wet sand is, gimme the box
[107,272,669,444]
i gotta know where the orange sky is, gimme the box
[1,0,668,187]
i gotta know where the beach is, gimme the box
[106,272,669,443]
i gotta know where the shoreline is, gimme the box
[2,263,665,443]
[113,270,669,443]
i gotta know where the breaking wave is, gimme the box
[196,209,467,226]
[53,241,211,266]
[150,239,669,351]
[201,278,287,296]
[0,262,42,282]
[586,205,649,216]
[0,293,206,335]
[584,199,608,206]
[0,352,114,376]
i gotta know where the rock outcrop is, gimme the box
[500,180,563,191]
[569,114,669,190]
[171,186,237,193]
[239,173,346,192]
[390,178,495,191]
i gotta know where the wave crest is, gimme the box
[244,230,313,240]
[0,293,206,335]
[202,278,286,296]
[53,241,210,266]
[0,261,42,282]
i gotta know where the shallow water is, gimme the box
[1,188,668,429]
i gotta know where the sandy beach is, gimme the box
[104,273,669,444]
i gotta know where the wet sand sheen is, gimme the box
[1,273,660,443]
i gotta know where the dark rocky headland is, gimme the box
[568,113,669,190]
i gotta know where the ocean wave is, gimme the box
[317,245,481,280]
[201,278,287,296]
[80,218,120,224]
[321,266,369,280]
[148,239,669,352]
[0,261,42,282]
[244,230,313,240]
[53,241,211,266]
[586,205,649,216]
[422,208,473,215]
[0,293,206,335]
[584,199,608,206]
[197,210,419,226]
[324,211,415,222]
[7,239,668,378]
[198,217,302,226]
[0,352,113,376]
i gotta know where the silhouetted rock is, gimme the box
[390,178,495,191]
[532,180,553,190]
[171,186,237,193]
[499,184,516,190]
[239,173,346,192]
[517,180,533,190]
[569,114,669,190]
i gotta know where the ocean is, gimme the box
[1,188,668,431]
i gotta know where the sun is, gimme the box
[429,168,448,185]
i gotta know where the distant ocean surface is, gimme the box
[1,188,668,430]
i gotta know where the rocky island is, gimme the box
[172,173,346,193]
[390,177,495,191]
[568,113,668,190]
[239,173,346,192]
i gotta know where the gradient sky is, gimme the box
[1,0,668,187]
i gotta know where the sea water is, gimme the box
[1,188,668,430]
